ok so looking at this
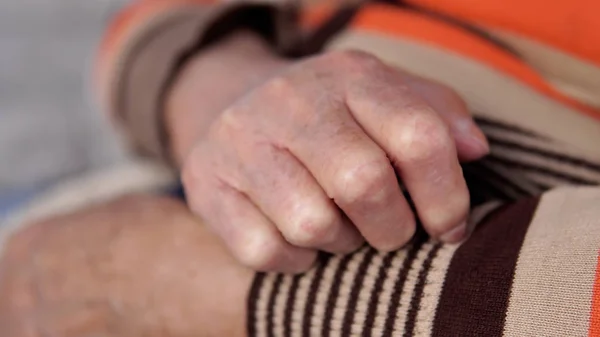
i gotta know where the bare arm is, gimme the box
[0,195,252,336]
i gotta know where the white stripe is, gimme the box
[256,273,277,337]
[350,250,386,335]
[504,187,600,336]
[310,257,342,336]
[329,247,369,337]
[412,243,459,336]
[490,147,600,184]
[273,275,293,337]
[290,266,318,337]
[370,249,409,336]
[392,242,436,334]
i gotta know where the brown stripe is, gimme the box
[283,274,302,337]
[304,5,363,55]
[486,156,596,185]
[462,163,516,203]
[432,197,540,337]
[469,161,533,197]
[382,233,427,337]
[474,116,544,139]
[321,253,354,337]
[362,250,400,337]
[486,135,600,172]
[403,243,442,337]
[341,248,377,336]
[266,274,284,337]
[248,272,266,337]
[301,254,332,336]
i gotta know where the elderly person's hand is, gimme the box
[167,31,489,273]
[0,196,253,337]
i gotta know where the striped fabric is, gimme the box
[96,1,600,335]
[247,117,600,336]
[96,0,299,159]
[246,3,600,335]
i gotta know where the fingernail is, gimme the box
[439,221,467,243]
[453,119,490,155]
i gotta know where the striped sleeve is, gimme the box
[95,0,300,159]
[248,187,600,337]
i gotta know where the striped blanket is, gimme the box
[248,117,600,337]
[246,14,600,336]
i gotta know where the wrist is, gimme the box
[166,30,291,166]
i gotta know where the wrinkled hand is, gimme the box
[0,196,252,337]
[180,49,489,273]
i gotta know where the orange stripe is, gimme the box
[301,2,338,29]
[405,0,600,67]
[350,4,600,120]
[99,0,212,61]
[95,0,213,116]
[590,251,600,337]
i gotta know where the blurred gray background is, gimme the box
[0,0,131,215]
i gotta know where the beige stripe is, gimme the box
[482,126,573,159]
[480,126,600,165]
[521,171,587,189]
[490,147,600,183]
[329,247,369,337]
[273,275,293,337]
[479,161,543,196]
[487,159,600,189]
[310,257,342,336]
[256,273,278,337]
[486,28,600,108]
[327,31,600,159]
[350,251,386,335]
[370,248,409,336]
[411,202,502,335]
[412,243,459,336]
[290,266,318,337]
[504,187,600,337]
[392,242,436,334]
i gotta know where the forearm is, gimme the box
[96,0,300,160]
[165,30,291,166]
[0,196,253,336]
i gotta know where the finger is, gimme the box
[182,146,317,273]
[283,108,416,251]
[237,141,364,254]
[400,73,489,161]
[346,67,470,242]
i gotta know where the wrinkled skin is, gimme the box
[0,195,252,337]
[169,31,489,273]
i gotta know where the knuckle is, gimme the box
[331,159,392,207]
[425,193,470,235]
[260,76,297,98]
[257,76,311,122]
[329,50,382,70]
[393,114,452,164]
[234,231,282,271]
[284,209,338,247]
[181,147,205,192]
[181,147,216,215]
[211,107,245,140]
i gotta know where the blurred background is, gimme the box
[0,0,132,218]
